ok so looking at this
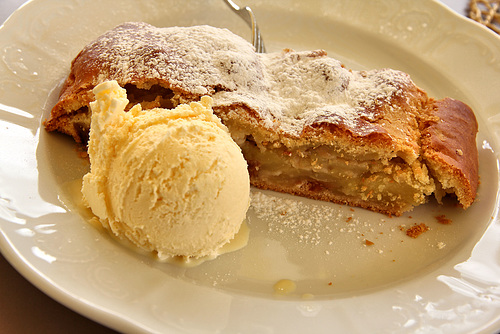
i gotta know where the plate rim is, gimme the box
[1,0,500,333]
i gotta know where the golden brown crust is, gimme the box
[422,98,479,207]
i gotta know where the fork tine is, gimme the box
[255,28,265,53]
[223,0,266,53]
[223,0,241,12]
[246,6,266,53]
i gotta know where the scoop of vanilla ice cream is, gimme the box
[82,80,250,259]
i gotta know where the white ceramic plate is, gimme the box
[1,0,500,333]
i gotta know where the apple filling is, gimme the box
[237,133,437,214]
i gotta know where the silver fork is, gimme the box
[223,0,266,53]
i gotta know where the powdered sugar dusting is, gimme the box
[216,51,411,135]
[249,190,400,248]
[77,22,414,137]
[78,22,261,95]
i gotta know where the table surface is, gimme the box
[0,0,480,333]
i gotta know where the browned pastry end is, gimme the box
[422,98,479,208]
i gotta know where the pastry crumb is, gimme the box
[435,214,452,225]
[405,223,429,238]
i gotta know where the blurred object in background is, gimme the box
[469,0,500,33]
